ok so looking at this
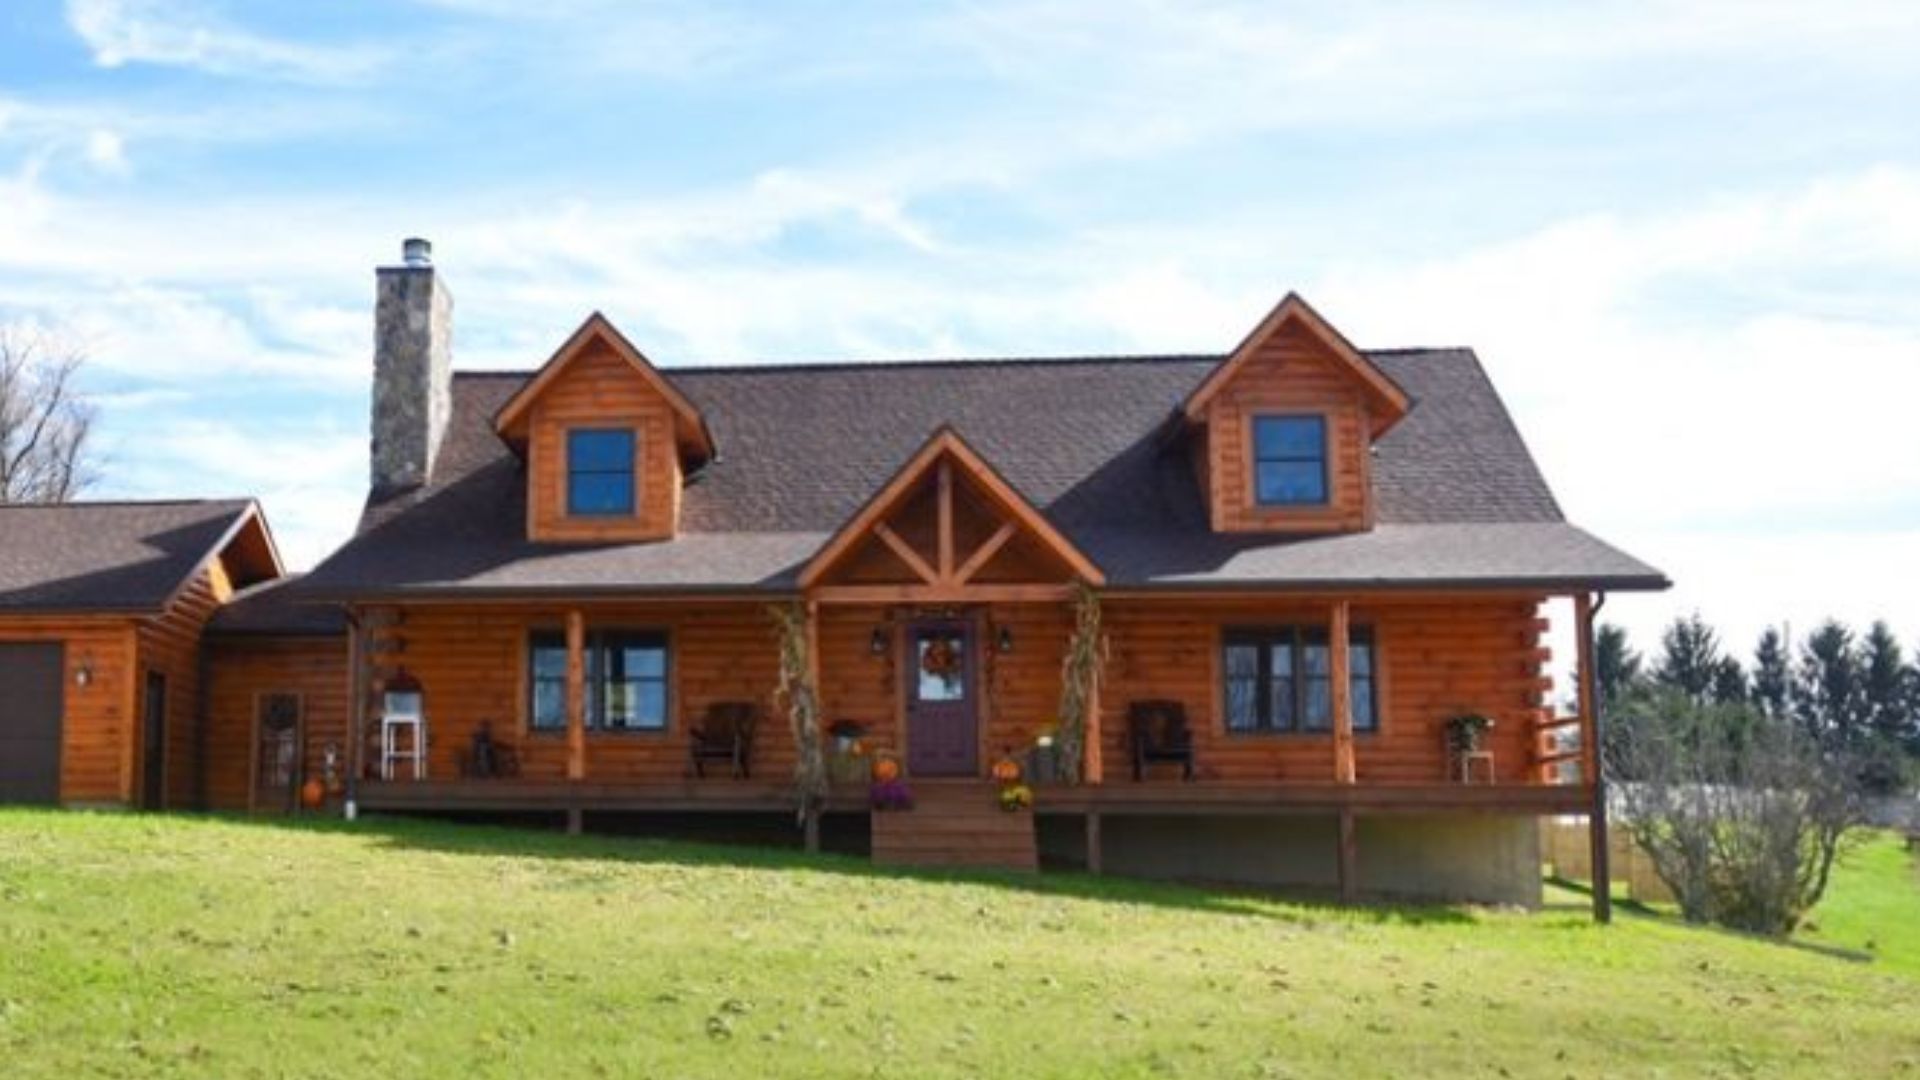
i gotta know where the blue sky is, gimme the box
[3,0,1918,658]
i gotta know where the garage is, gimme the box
[0,642,65,804]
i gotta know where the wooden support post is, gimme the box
[566,609,587,782]
[1330,600,1355,784]
[804,810,821,854]
[804,599,824,856]
[936,460,955,580]
[1575,592,1612,924]
[565,807,583,836]
[1084,620,1104,785]
[1085,812,1103,874]
[343,609,363,819]
[1337,810,1358,902]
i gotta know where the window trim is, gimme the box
[525,627,673,736]
[1249,413,1330,508]
[1219,624,1378,736]
[565,427,638,518]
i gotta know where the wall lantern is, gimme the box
[996,625,1015,654]
[869,627,890,656]
[73,657,94,688]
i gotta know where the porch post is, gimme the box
[566,609,587,782]
[1083,621,1104,784]
[1336,809,1358,902]
[1330,600,1355,784]
[1575,591,1612,924]
[803,599,823,853]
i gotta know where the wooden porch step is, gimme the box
[871,782,1038,872]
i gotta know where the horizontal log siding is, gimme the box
[0,615,136,804]
[203,637,350,811]
[370,603,783,783]
[1098,596,1550,784]
[1207,319,1373,534]
[354,593,1548,791]
[135,567,225,809]
[527,339,681,543]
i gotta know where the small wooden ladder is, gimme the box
[870,780,1038,871]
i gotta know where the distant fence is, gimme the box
[1540,819,1675,904]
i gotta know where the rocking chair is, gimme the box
[688,702,758,779]
[1128,699,1196,782]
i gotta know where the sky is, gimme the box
[1,0,1917,665]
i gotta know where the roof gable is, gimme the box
[493,312,715,463]
[0,499,281,615]
[1183,293,1411,436]
[798,426,1105,590]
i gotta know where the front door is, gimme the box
[905,620,978,776]
[141,672,166,811]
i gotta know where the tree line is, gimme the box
[1598,613,1920,793]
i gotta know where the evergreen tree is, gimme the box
[1593,622,1643,708]
[1710,656,1749,706]
[1654,613,1723,704]
[1752,627,1792,719]
[1861,621,1911,748]
[1792,620,1867,748]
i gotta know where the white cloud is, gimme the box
[65,0,386,82]
[82,129,126,173]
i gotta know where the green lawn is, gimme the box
[1,811,1917,1078]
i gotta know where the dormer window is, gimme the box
[1252,415,1327,506]
[567,429,636,516]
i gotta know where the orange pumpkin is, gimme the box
[299,777,326,810]
[871,757,901,783]
[991,755,1022,784]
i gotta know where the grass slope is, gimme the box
[1,811,1917,1078]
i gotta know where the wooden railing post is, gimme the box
[1330,600,1355,784]
[566,609,587,782]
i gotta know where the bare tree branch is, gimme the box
[0,325,99,504]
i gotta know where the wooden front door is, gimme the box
[905,620,979,776]
[253,693,302,813]
[141,671,166,811]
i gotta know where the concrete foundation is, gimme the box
[1039,811,1542,907]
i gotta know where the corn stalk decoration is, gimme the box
[1053,581,1106,785]
[770,602,830,821]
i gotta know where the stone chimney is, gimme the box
[371,237,452,494]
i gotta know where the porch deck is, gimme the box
[353,777,1592,817]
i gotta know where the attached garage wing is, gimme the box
[0,642,64,805]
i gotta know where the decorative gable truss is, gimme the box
[1181,293,1413,536]
[799,428,1104,603]
[494,313,714,543]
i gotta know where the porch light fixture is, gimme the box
[73,658,94,688]
[996,625,1015,654]
[869,627,890,656]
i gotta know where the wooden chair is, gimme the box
[689,702,758,779]
[1127,699,1196,782]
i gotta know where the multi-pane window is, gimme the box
[567,428,636,516]
[1223,626,1376,733]
[528,630,669,732]
[1252,415,1328,506]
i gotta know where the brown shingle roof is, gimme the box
[0,499,258,614]
[300,350,1664,597]
[207,573,347,636]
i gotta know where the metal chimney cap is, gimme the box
[401,237,432,268]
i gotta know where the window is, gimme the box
[1223,626,1376,733]
[567,428,636,516]
[528,630,670,732]
[1252,415,1328,506]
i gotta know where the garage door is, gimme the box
[0,643,64,804]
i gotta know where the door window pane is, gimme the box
[916,635,965,701]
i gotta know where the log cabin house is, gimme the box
[0,240,1667,912]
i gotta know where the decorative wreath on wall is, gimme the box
[920,637,961,678]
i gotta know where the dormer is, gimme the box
[1182,294,1411,535]
[494,313,714,543]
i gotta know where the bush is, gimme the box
[1607,689,1866,936]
